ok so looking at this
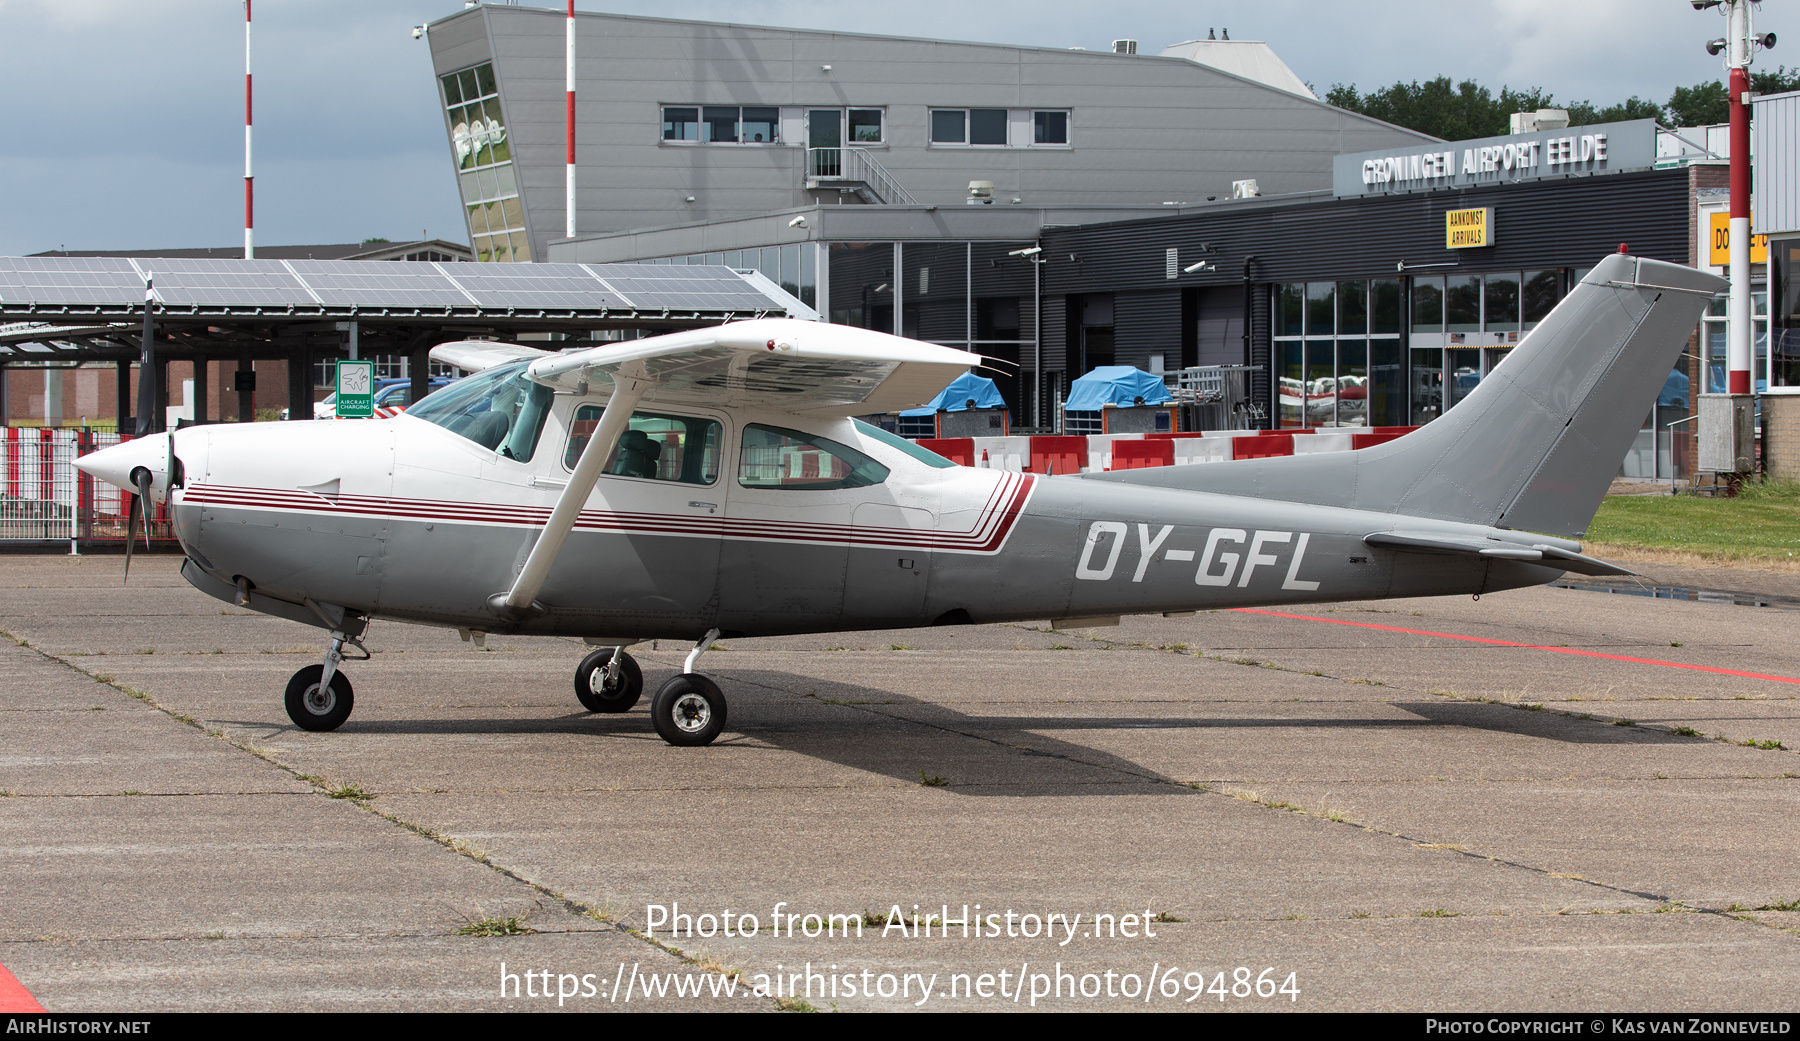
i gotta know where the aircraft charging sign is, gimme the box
[335,360,375,418]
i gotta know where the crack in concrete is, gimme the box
[2,628,772,1005]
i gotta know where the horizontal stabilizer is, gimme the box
[1363,532,1635,577]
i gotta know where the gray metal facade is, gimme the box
[1754,89,1800,237]
[425,6,1433,262]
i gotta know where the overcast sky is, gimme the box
[3,0,1794,255]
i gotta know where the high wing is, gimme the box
[521,317,981,416]
[487,317,982,619]
[430,340,553,373]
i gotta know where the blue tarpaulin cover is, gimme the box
[1063,366,1173,410]
[900,371,1007,415]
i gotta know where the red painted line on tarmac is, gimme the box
[0,963,46,1013]
[1232,608,1800,686]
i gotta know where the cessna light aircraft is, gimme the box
[77,253,1721,746]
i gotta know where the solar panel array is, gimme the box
[0,257,148,307]
[0,257,790,317]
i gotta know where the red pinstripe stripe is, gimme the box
[178,473,1035,553]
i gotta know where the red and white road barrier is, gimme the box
[922,426,1419,474]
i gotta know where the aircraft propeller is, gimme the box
[123,465,152,583]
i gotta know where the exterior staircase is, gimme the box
[804,148,918,204]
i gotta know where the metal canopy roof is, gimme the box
[0,257,804,323]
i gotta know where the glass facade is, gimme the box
[1405,270,1564,424]
[639,244,817,310]
[1701,290,1769,393]
[1758,237,1800,391]
[827,241,1041,425]
[1272,279,1402,428]
[442,63,529,263]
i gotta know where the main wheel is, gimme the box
[575,648,643,713]
[651,674,726,746]
[285,665,354,732]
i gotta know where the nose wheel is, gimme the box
[285,664,354,731]
[285,628,368,732]
[574,647,644,713]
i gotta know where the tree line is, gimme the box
[1324,68,1800,140]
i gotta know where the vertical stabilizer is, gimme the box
[1087,254,1724,538]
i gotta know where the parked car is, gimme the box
[282,378,454,420]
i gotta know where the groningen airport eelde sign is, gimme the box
[1332,119,1657,198]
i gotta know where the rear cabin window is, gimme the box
[565,406,722,485]
[738,424,889,491]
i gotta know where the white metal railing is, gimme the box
[804,147,918,205]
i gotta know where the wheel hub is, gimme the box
[303,683,336,715]
[671,691,711,733]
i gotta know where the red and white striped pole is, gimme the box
[244,1,254,259]
[1726,0,1753,395]
[565,1,576,239]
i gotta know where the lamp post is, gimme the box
[1696,0,1774,477]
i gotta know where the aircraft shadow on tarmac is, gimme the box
[284,667,1695,796]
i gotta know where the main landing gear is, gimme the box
[285,630,369,731]
[574,630,728,746]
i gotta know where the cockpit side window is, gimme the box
[405,361,554,461]
[738,424,889,491]
[566,406,722,485]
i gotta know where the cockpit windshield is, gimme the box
[405,361,554,462]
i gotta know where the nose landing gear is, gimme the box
[285,631,368,731]
[574,645,644,713]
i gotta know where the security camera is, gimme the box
[1183,260,1215,273]
[1707,37,1728,56]
[788,215,808,228]
[1008,246,1042,257]
[412,25,425,39]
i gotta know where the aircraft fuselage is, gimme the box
[149,406,1555,642]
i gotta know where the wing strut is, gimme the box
[489,372,649,619]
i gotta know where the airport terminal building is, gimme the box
[419,7,1739,481]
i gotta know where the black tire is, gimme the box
[574,648,643,713]
[285,665,354,732]
[651,674,726,746]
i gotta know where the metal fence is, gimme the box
[1,428,176,549]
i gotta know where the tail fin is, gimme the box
[1089,254,1723,538]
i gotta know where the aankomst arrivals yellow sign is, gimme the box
[1445,207,1492,249]
[1707,211,1768,265]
